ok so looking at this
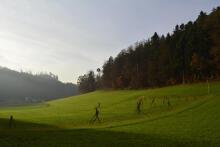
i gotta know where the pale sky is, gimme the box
[0,0,219,83]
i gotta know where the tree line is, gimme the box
[77,7,220,93]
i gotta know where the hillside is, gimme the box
[78,7,220,91]
[0,82,219,146]
[0,66,78,106]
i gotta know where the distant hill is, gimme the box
[0,66,78,106]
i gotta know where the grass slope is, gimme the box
[0,82,220,146]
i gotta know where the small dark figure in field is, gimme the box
[163,96,167,104]
[163,96,172,109]
[167,99,171,107]
[9,115,15,128]
[151,97,156,106]
[90,103,101,123]
[167,98,172,110]
[137,97,144,114]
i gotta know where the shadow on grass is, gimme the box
[0,118,57,130]
[0,118,218,147]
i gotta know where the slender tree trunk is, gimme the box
[207,79,210,94]
[182,71,185,84]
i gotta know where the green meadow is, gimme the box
[0,82,220,147]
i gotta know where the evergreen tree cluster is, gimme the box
[78,7,220,92]
[77,71,96,93]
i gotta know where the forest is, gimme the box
[78,7,220,92]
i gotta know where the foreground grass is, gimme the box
[0,82,220,146]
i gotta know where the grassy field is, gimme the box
[0,82,220,146]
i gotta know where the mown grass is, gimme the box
[0,82,220,146]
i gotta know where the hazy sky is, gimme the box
[0,0,219,83]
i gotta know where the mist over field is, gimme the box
[0,66,78,106]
